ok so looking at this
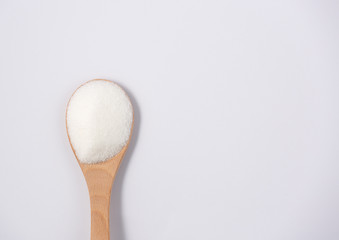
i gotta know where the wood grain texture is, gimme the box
[80,146,128,240]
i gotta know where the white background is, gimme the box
[0,0,338,240]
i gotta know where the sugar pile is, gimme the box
[66,80,133,164]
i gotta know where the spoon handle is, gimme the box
[79,149,127,240]
[81,161,120,240]
[90,187,111,240]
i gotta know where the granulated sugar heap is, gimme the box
[66,80,133,164]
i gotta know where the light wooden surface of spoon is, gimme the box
[79,145,129,240]
[66,79,134,240]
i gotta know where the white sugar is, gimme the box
[66,80,133,164]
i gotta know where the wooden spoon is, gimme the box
[66,79,134,240]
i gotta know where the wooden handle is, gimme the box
[90,194,110,240]
[80,149,126,240]
[86,168,113,240]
